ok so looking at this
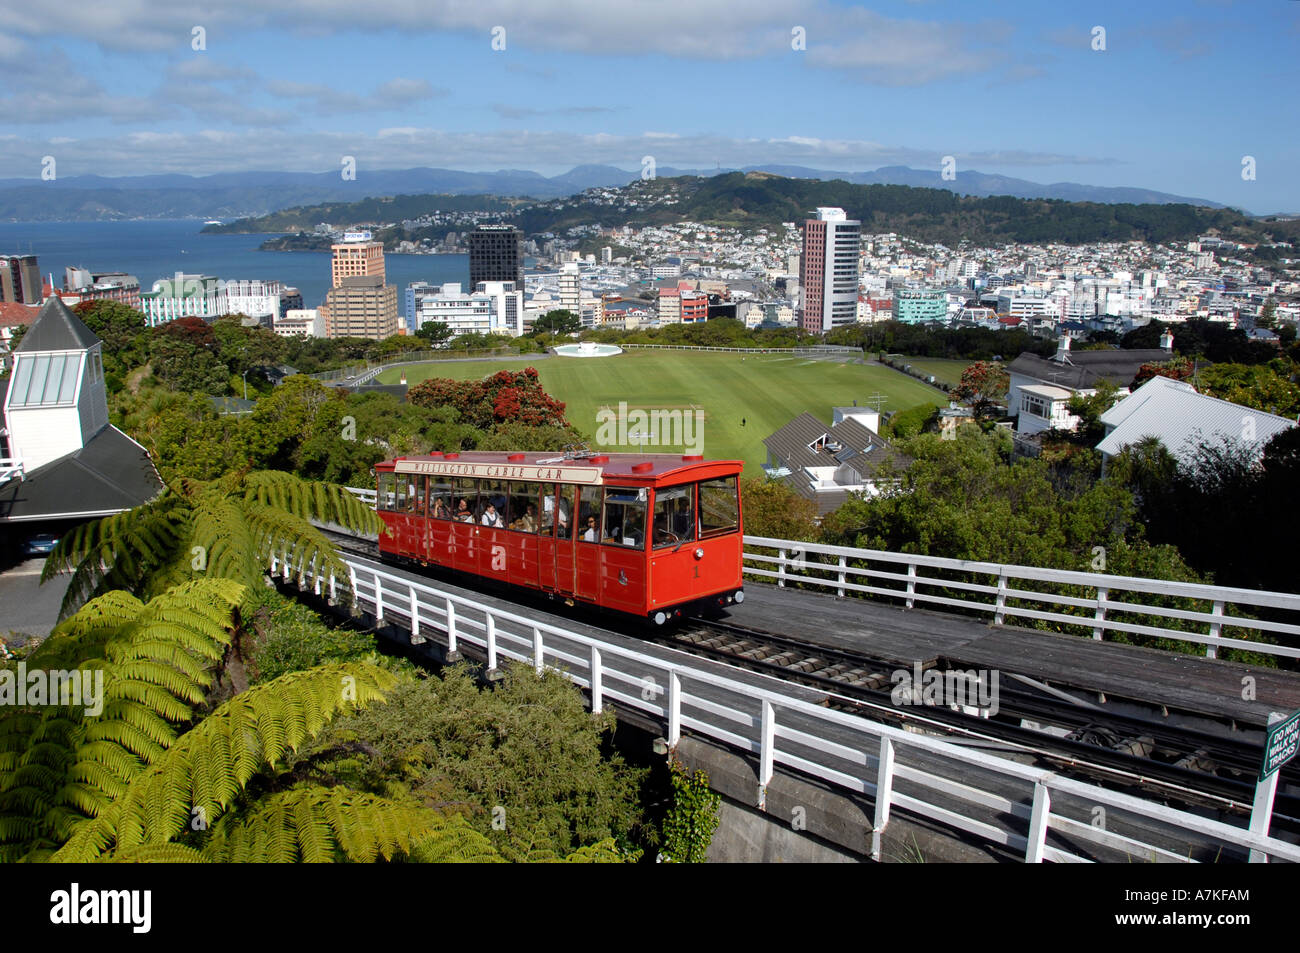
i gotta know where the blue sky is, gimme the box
[1,0,1297,211]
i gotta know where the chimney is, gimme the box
[1159,330,1174,352]
[1055,334,1071,362]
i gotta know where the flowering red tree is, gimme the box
[953,361,1009,418]
[1132,357,1194,388]
[408,367,569,430]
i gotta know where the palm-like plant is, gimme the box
[43,470,377,618]
[0,580,500,863]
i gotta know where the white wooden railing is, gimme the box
[273,548,1300,863]
[746,536,1300,662]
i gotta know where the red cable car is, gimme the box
[374,450,745,624]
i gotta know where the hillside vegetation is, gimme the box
[211,172,1300,248]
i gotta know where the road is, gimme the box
[0,559,69,651]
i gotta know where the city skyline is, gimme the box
[0,1,1296,212]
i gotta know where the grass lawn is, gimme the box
[889,356,975,388]
[377,351,946,474]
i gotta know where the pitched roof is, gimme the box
[763,412,910,515]
[0,425,164,522]
[14,297,100,353]
[1097,375,1296,464]
[0,302,38,328]
[1007,348,1170,391]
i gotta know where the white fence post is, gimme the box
[372,570,383,624]
[1025,780,1052,863]
[905,562,917,609]
[445,601,458,655]
[872,736,896,862]
[533,626,543,673]
[837,555,847,598]
[486,614,497,672]
[329,572,336,604]
[409,584,422,643]
[1093,587,1108,641]
[668,672,681,747]
[590,646,602,713]
[1207,600,1224,659]
[994,570,1007,626]
[758,700,775,810]
[778,549,787,588]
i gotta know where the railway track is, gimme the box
[317,531,1299,827]
[658,617,1300,822]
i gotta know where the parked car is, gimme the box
[21,533,59,557]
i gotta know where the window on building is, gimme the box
[1022,395,1049,419]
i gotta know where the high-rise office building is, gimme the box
[331,232,386,287]
[1,255,41,305]
[799,207,861,333]
[468,225,524,288]
[324,276,398,340]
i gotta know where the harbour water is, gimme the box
[0,220,470,310]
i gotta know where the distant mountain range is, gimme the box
[0,164,1243,222]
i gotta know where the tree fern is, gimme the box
[197,785,498,863]
[0,580,244,861]
[52,662,396,862]
[43,470,377,618]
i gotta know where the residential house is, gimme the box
[1096,374,1295,469]
[763,410,909,516]
[1006,333,1174,436]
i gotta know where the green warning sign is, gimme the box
[1261,710,1300,782]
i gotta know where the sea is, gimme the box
[0,220,471,310]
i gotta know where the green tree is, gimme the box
[739,477,819,541]
[308,666,647,861]
[1196,361,1300,417]
[414,322,454,347]
[533,309,581,336]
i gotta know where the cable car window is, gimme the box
[406,475,426,515]
[394,475,409,512]
[452,478,478,523]
[578,486,602,543]
[376,473,398,512]
[602,487,647,548]
[698,476,739,537]
[542,486,573,539]
[478,479,508,528]
[429,481,453,519]
[509,482,541,534]
[652,485,696,549]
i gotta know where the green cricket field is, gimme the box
[376,350,946,474]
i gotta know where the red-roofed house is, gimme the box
[0,301,38,359]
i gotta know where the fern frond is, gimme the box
[50,662,396,862]
[202,785,497,863]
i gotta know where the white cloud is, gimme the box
[2,0,1003,84]
[0,126,1116,178]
